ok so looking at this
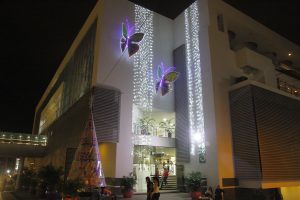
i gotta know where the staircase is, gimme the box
[160,175,177,191]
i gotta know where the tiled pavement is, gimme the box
[0,191,191,200]
[0,192,15,200]
[118,192,191,200]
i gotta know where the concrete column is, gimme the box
[15,157,24,190]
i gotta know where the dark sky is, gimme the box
[0,0,299,133]
[0,0,98,132]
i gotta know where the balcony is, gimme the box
[133,124,175,148]
[235,47,277,87]
[277,78,300,98]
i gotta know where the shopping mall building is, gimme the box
[29,0,300,199]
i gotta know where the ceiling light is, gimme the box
[288,53,292,56]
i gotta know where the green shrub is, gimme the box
[37,165,64,191]
[185,172,202,192]
[120,176,136,192]
[64,179,85,196]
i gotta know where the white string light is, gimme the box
[133,5,154,111]
[184,2,205,156]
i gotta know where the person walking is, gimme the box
[146,177,153,200]
[215,185,224,200]
[161,168,169,188]
[151,177,160,200]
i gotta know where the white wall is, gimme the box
[207,0,241,187]
[173,0,219,188]
[134,135,175,147]
[152,13,175,112]
[206,0,300,188]
[95,0,175,178]
[235,47,277,87]
[96,0,135,178]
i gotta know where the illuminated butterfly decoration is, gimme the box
[120,21,144,57]
[155,63,180,96]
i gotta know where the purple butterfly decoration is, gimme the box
[120,21,144,57]
[155,63,180,96]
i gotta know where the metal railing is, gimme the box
[277,78,300,97]
[133,124,175,138]
[0,132,47,146]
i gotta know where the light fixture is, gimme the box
[288,52,292,56]
[133,5,154,111]
[185,1,206,158]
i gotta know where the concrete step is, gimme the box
[160,175,177,190]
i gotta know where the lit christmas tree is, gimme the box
[68,113,106,189]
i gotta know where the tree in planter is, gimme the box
[159,118,175,138]
[120,176,136,198]
[19,167,36,191]
[185,172,203,200]
[29,176,38,195]
[38,165,64,200]
[138,116,156,135]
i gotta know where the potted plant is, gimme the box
[185,172,202,200]
[120,176,136,198]
[159,118,175,138]
[63,179,84,200]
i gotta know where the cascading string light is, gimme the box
[184,1,205,158]
[132,5,154,158]
[133,5,154,112]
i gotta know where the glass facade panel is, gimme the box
[60,21,96,113]
[39,83,64,133]
[38,21,96,134]
[133,145,176,192]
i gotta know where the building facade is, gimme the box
[32,0,300,199]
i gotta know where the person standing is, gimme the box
[205,186,213,200]
[151,177,160,200]
[146,177,153,200]
[215,185,224,200]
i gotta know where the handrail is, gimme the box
[0,132,47,146]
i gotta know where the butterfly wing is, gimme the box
[160,81,170,96]
[130,32,144,43]
[155,81,160,93]
[122,22,128,38]
[120,37,127,53]
[126,31,144,57]
[164,71,180,83]
[127,41,139,57]
[164,67,176,75]
[157,65,163,80]
[120,23,128,53]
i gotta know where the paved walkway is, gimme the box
[0,192,15,200]
[119,192,190,200]
[0,191,191,200]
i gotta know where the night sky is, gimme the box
[0,0,299,133]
